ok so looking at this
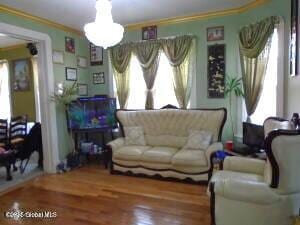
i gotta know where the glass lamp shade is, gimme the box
[84,0,124,49]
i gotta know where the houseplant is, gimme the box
[224,76,244,139]
[50,82,79,169]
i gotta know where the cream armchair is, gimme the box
[209,122,300,225]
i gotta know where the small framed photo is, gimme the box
[207,26,224,42]
[53,50,64,64]
[90,43,103,66]
[65,37,75,53]
[142,26,157,40]
[93,72,105,84]
[65,67,77,81]
[77,83,88,96]
[13,59,31,91]
[77,56,88,68]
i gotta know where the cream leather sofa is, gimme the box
[209,117,299,225]
[106,108,226,182]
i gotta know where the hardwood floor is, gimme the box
[0,165,211,225]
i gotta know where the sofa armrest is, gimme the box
[205,142,223,165]
[106,138,125,152]
[223,156,265,175]
[212,179,280,205]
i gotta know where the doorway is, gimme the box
[0,22,59,177]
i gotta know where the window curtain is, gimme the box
[134,42,161,109]
[31,57,41,122]
[162,35,194,109]
[239,16,279,121]
[0,61,11,119]
[109,44,132,109]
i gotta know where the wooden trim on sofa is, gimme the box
[113,161,211,175]
[209,182,216,225]
[115,107,227,142]
[265,129,300,188]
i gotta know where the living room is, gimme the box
[0,0,299,224]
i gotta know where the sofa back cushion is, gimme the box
[116,109,226,148]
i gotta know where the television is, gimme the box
[242,122,265,151]
[67,97,117,130]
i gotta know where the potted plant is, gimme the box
[50,82,80,169]
[224,76,244,142]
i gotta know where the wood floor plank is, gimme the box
[0,165,211,225]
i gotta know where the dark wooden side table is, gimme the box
[0,150,14,181]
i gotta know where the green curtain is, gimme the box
[162,35,194,108]
[109,44,132,109]
[134,42,161,109]
[239,16,279,120]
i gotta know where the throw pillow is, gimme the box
[184,130,212,150]
[124,126,146,146]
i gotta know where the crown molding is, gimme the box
[125,0,269,30]
[0,43,27,52]
[0,0,268,35]
[0,4,83,36]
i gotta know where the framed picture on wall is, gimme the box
[65,37,75,53]
[90,43,103,66]
[65,67,77,81]
[53,50,64,64]
[207,26,224,42]
[12,58,31,91]
[290,0,299,76]
[93,72,105,84]
[77,56,88,68]
[142,26,157,40]
[207,44,225,98]
[77,83,88,96]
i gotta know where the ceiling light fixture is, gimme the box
[84,0,124,49]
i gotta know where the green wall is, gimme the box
[0,0,290,155]
[88,0,290,142]
[0,12,90,159]
[0,46,36,121]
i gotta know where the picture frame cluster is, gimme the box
[52,36,106,97]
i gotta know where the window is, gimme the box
[113,52,179,109]
[0,61,11,119]
[250,28,278,124]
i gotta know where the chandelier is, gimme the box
[84,0,124,49]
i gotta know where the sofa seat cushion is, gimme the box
[114,145,151,161]
[211,170,264,184]
[172,149,208,167]
[141,147,179,164]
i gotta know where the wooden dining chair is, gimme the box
[0,119,8,149]
[9,115,28,171]
[9,115,28,148]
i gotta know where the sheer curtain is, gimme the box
[250,28,278,124]
[31,56,41,122]
[0,61,11,119]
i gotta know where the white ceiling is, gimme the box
[0,0,254,31]
[0,35,28,48]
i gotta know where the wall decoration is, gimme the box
[53,50,64,64]
[13,59,31,91]
[77,56,88,68]
[90,43,103,66]
[207,44,225,98]
[142,26,157,40]
[77,83,88,96]
[207,26,224,42]
[93,72,105,84]
[290,0,299,76]
[65,67,77,81]
[65,37,75,53]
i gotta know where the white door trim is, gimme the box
[0,22,59,173]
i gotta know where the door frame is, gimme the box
[0,22,59,173]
